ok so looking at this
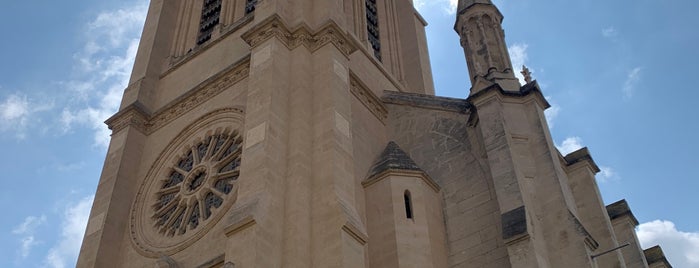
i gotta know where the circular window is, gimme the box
[130,109,244,257]
[152,132,242,237]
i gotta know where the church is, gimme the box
[77,0,672,267]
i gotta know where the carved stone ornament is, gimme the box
[130,108,245,257]
[349,72,388,123]
[241,15,359,57]
[106,57,250,135]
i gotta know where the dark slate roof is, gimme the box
[606,199,639,226]
[644,246,673,268]
[367,142,423,179]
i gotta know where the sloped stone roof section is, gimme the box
[367,141,424,179]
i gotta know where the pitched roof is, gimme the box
[367,142,423,179]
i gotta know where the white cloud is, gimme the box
[413,0,458,14]
[597,165,617,183]
[60,3,147,148]
[0,94,37,138]
[12,215,47,259]
[602,26,618,38]
[45,195,94,268]
[638,220,699,268]
[508,43,530,85]
[623,67,642,99]
[556,136,584,155]
[544,96,560,128]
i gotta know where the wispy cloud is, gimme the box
[556,136,584,155]
[602,26,618,38]
[44,196,94,268]
[544,96,561,128]
[508,43,530,85]
[623,67,642,99]
[12,215,47,259]
[413,0,458,14]
[0,94,53,139]
[60,3,147,148]
[598,165,617,182]
[638,220,699,268]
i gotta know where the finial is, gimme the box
[521,65,533,84]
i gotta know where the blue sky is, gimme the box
[0,0,697,267]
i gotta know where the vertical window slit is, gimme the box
[197,0,223,45]
[365,0,381,61]
[404,190,413,219]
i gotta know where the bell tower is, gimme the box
[77,0,437,267]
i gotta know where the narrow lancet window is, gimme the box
[404,191,413,219]
[365,0,381,61]
[197,0,223,45]
[245,0,259,15]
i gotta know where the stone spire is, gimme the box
[455,0,521,94]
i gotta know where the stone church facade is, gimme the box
[77,0,671,267]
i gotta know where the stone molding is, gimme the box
[563,147,601,173]
[342,221,368,245]
[467,80,551,109]
[606,199,640,226]
[349,72,388,124]
[363,169,441,193]
[241,15,359,57]
[224,215,256,237]
[382,90,472,114]
[106,57,250,135]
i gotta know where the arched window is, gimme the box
[404,190,413,219]
[365,0,381,61]
[197,0,223,45]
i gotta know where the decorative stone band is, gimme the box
[106,56,250,135]
[241,15,359,58]
[466,80,551,109]
[349,72,388,124]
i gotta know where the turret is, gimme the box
[455,0,520,94]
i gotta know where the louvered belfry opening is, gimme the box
[197,0,223,45]
[365,0,381,61]
[245,0,259,15]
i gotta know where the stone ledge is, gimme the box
[563,147,601,173]
[382,91,472,114]
[644,245,673,268]
[606,199,639,226]
[466,80,551,109]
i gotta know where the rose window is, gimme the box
[152,131,242,237]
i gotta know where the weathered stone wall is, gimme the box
[385,94,511,268]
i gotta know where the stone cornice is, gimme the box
[466,80,551,109]
[362,169,441,193]
[241,15,359,57]
[350,72,388,124]
[563,147,601,174]
[606,199,640,226]
[382,90,472,114]
[106,57,250,135]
